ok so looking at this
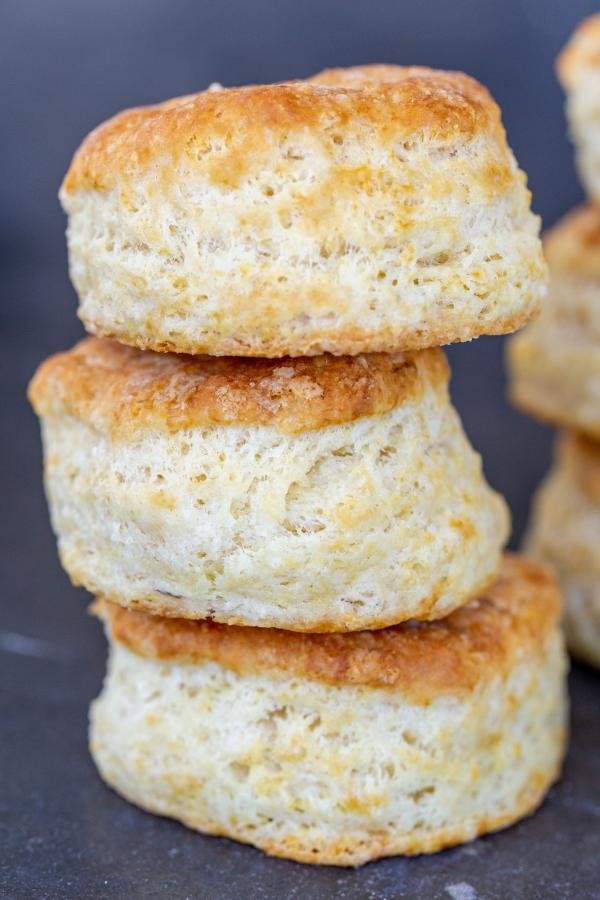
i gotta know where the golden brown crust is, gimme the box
[97,555,561,701]
[559,431,600,503]
[28,337,446,437]
[557,14,600,89]
[62,66,502,195]
[544,205,600,277]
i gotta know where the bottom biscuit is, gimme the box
[90,555,567,866]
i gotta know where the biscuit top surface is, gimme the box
[29,337,445,437]
[558,14,600,88]
[560,431,600,503]
[98,555,560,701]
[62,65,503,194]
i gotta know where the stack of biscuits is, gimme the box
[509,17,600,670]
[29,65,567,866]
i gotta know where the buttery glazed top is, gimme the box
[98,555,561,701]
[28,337,447,437]
[61,65,506,195]
[557,13,600,89]
[544,205,600,278]
[560,431,600,503]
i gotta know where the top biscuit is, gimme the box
[61,65,546,357]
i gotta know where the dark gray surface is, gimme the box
[2,1,600,897]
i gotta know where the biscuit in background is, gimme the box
[558,14,600,202]
[508,206,600,440]
[526,432,600,668]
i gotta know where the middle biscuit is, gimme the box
[29,337,509,630]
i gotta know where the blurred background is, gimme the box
[2,1,599,896]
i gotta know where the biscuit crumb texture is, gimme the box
[90,606,566,865]
[60,66,545,356]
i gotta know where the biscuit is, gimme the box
[558,15,600,201]
[526,432,600,668]
[89,555,567,866]
[60,65,545,357]
[508,206,600,439]
[28,337,509,630]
